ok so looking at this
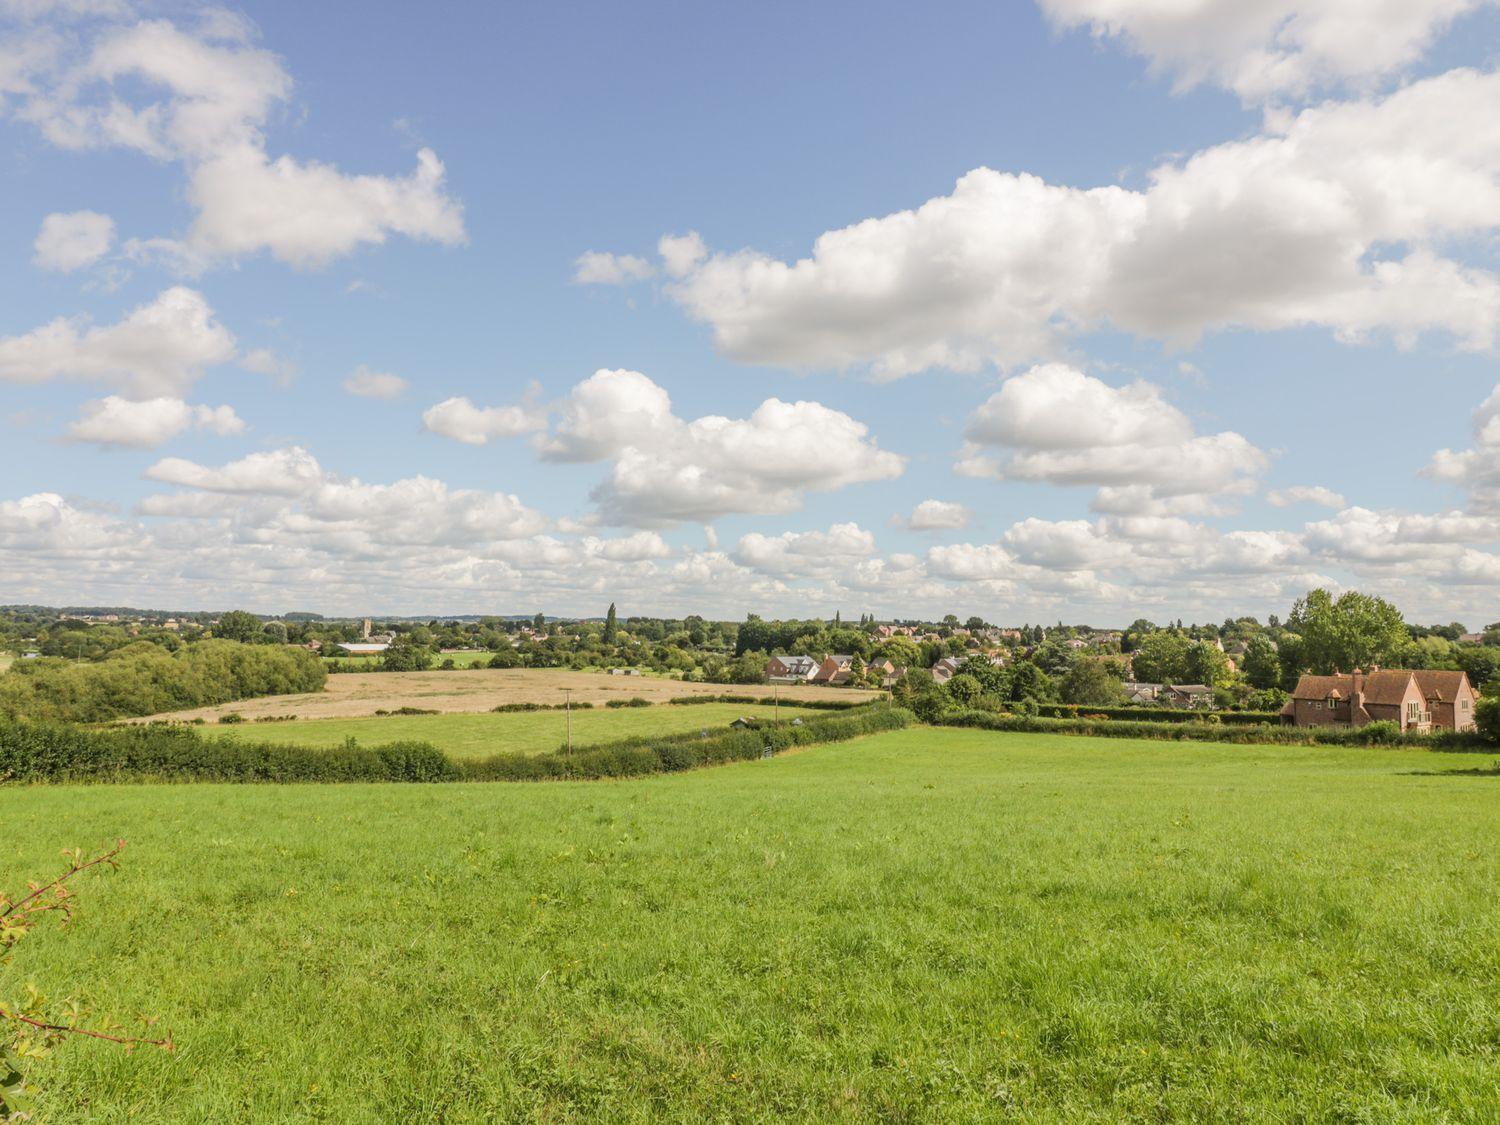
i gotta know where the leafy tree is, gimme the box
[1130,631,1191,684]
[1059,659,1125,706]
[945,673,983,707]
[533,612,546,632]
[1031,638,1077,676]
[965,616,987,632]
[213,610,262,644]
[1288,589,1408,674]
[1004,661,1054,703]
[1242,635,1282,690]
[604,603,618,643]
[1456,646,1500,690]
[1184,641,1229,686]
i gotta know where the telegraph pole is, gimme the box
[565,689,572,755]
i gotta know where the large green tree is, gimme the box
[1241,635,1282,690]
[1129,631,1191,683]
[604,603,618,643]
[214,610,263,644]
[1287,589,1408,674]
[1059,659,1125,706]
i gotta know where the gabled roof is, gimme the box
[1411,669,1472,702]
[1288,671,1419,706]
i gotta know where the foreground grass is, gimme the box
[3,730,1498,1120]
[211,701,823,758]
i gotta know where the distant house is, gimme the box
[605,667,641,676]
[766,655,817,683]
[337,642,390,655]
[1122,681,1161,704]
[1161,684,1214,709]
[1458,632,1486,645]
[930,656,964,684]
[810,654,855,685]
[1281,668,1477,732]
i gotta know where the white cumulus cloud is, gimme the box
[422,392,546,445]
[33,209,114,270]
[1039,0,1496,101]
[538,368,905,526]
[65,394,244,447]
[342,366,408,400]
[656,69,1500,378]
[0,286,235,397]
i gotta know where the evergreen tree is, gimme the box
[604,602,618,643]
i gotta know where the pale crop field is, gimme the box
[214,701,827,758]
[136,667,879,723]
[4,728,1496,1120]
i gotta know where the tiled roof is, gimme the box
[1288,671,1417,706]
[1411,669,1471,702]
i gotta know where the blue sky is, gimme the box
[3,0,1500,623]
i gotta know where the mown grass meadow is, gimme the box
[211,700,826,758]
[3,729,1497,1120]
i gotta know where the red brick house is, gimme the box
[1281,668,1477,733]
[810,654,854,685]
[765,655,817,682]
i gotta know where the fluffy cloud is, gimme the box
[65,394,244,447]
[342,366,408,400]
[539,368,905,526]
[657,69,1500,377]
[1040,0,1495,101]
[1424,383,1500,509]
[0,286,235,397]
[1267,484,1346,508]
[734,523,878,578]
[958,364,1266,512]
[33,209,114,270]
[899,499,972,532]
[573,251,655,285]
[5,12,465,269]
[422,393,546,445]
[139,446,548,550]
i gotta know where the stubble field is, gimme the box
[134,667,879,723]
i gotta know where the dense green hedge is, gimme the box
[1034,703,1279,725]
[0,705,911,785]
[666,693,873,710]
[938,710,1487,750]
[0,640,327,723]
[0,720,456,783]
[460,705,913,781]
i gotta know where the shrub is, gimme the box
[0,640,327,723]
[605,697,652,709]
[218,712,244,724]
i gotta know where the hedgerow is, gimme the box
[936,709,1487,750]
[459,704,913,781]
[0,721,457,784]
[666,693,873,710]
[0,705,912,785]
[1033,703,1279,725]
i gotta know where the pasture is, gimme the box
[4,728,1497,1120]
[214,701,827,758]
[136,667,879,723]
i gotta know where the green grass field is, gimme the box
[214,702,824,758]
[4,729,1497,1120]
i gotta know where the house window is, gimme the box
[1462,698,1471,711]
[1407,701,1420,722]
[1311,700,1321,710]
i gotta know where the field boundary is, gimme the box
[934,709,1490,750]
[0,705,911,785]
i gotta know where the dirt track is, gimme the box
[137,668,879,723]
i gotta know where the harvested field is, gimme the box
[135,668,879,723]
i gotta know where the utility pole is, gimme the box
[565,689,572,755]
[774,684,779,728]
